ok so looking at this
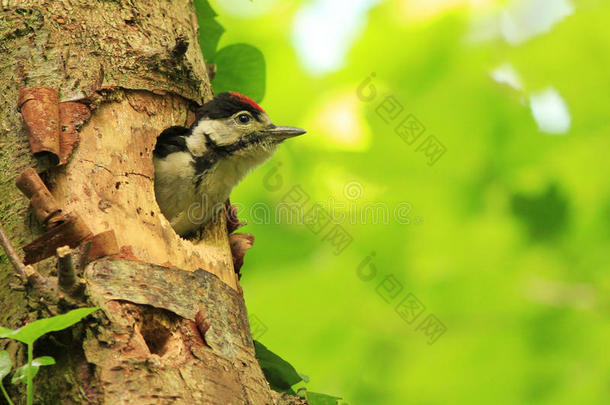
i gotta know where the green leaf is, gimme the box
[254,340,302,393]
[32,357,55,367]
[11,364,38,385]
[0,308,99,345]
[0,351,12,379]
[212,44,266,102]
[305,391,342,405]
[0,327,13,336]
[194,0,225,61]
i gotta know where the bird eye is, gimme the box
[237,113,251,124]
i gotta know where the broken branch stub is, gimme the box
[16,168,64,227]
[16,168,120,266]
[22,212,93,265]
[57,245,77,291]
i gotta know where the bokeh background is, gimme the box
[206,0,609,403]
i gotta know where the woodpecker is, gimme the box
[153,92,305,237]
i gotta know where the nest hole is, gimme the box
[140,318,172,356]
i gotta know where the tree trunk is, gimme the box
[0,1,297,404]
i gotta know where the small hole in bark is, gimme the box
[34,151,59,168]
[115,182,120,189]
[141,319,171,356]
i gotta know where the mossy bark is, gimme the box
[0,1,297,404]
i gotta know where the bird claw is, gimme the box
[229,233,254,277]
[225,201,247,234]
[224,200,253,277]
[226,199,248,234]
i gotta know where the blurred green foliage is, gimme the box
[206,0,610,403]
[195,1,266,101]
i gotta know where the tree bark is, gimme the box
[0,1,296,403]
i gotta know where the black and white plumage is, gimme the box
[153,92,305,237]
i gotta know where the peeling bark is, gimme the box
[0,1,301,404]
[81,259,277,404]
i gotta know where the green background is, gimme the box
[206,0,610,403]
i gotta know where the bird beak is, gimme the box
[264,124,306,140]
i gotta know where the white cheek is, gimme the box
[189,118,242,155]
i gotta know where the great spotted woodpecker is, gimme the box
[153,92,305,237]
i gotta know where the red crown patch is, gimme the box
[229,91,265,113]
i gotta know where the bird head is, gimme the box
[187,92,306,158]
